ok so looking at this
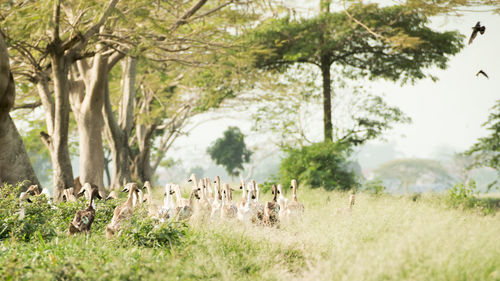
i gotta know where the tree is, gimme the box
[207,127,252,179]
[465,100,500,180]
[280,141,357,190]
[404,0,500,16]
[1,0,119,199]
[249,3,464,142]
[0,32,40,190]
[2,0,259,194]
[250,66,411,148]
[374,158,454,193]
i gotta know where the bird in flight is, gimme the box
[468,21,486,45]
[476,70,489,79]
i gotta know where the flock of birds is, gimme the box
[18,174,356,239]
[469,21,489,79]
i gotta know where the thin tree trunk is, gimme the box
[103,57,135,189]
[320,61,333,142]
[47,52,74,201]
[320,0,331,13]
[131,123,155,183]
[0,33,40,190]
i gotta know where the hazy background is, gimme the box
[160,8,499,188]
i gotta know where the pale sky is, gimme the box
[169,6,500,168]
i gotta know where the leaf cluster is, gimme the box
[465,100,500,173]
[279,142,358,190]
[207,126,252,177]
[249,3,464,83]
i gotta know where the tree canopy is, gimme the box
[249,3,464,142]
[465,100,500,173]
[207,127,252,178]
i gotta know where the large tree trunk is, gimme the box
[103,57,135,189]
[45,53,75,201]
[0,33,40,190]
[76,53,108,196]
[320,61,333,142]
[72,47,125,195]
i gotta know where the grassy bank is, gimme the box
[1,188,499,280]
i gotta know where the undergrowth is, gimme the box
[1,182,499,280]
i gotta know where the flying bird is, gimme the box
[468,21,486,45]
[476,70,489,79]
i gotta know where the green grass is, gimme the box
[1,187,500,280]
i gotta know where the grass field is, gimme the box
[1,187,499,280]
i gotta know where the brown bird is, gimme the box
[476,70,489,79]
[67,183,102,236]
[468,21,486,45]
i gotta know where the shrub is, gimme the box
[447,180,498,215]
[0,183,56,241]
[363,180,386,195]
[0,183,118,241]
[51,197,117,234]
[118,207,187,248]
[279,142,358,190]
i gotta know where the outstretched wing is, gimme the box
[476,70,489,79]
[468,29,478,45]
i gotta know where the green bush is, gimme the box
[118,207,187,248]
[447,180,498,215]
[363,179,386,195]
[0,183,56,241]
[51,196,117,234]
[0,183,118,241]
[279,142,358,190]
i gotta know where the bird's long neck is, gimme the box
[241,183,246,199]
[189,189,197,206]
[174,186,183,203]
[146,185,152,202]
[126,189,135,207]
[87,193,95,210]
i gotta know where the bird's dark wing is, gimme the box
[479,26,486,35]
[469,30,478,44]
[476,70,489,79]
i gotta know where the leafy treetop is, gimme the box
[207,126,252,178]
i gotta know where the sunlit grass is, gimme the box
[1,187,499,280]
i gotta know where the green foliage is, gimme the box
[0,183,118,241]
[280,142,357,190]
[207,127,252,178]
[447,180,499,215]
[0,189,499,280]
[0,183,56,241]
[118,207,187,248]
[465,100,500,187]
[250,3,464,82]
[404,0,500,16]
[448,181,478,207]
[247,2,459,143]
[51,197,117,234]
[363,180,387,195]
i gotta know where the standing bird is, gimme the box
[468,21,486,45]
[476,70,489,79]
[67,183,102,236]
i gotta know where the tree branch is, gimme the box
[62,0,119,52]
[170,0,208,31]
[12,101,42,111]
